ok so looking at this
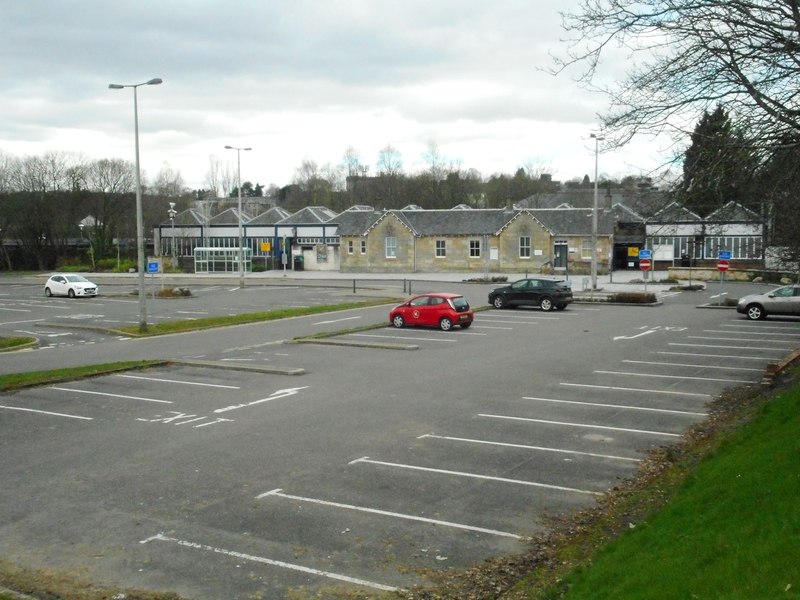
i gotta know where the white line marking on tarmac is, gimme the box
[687,335,795,346]
[115,374,240,389]
[139,533,402,592]
[655,351,770,361]
[668,342,786,352]
[348,457,602,496]
[256,488,522,539]
[350,333,458,343]
[419,433,642,462]
[314,316,361,325]
[561,382,711,398]
[50,387,172,404]
[0,404,93,420]
[522,396,707,416]
[479,413,682,437]
[593,370,753,384]
[214,386,308,413]
[622,359,762,372]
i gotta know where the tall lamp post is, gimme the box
[109,77,162,332]
[224,145,251,289]
[167,202,177,268]
[590,133,604,291]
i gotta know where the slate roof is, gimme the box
[248,206,292,225]
[706,201,760,223]
[159,208,206,227]
[531,208,615,236]
[649,202,703,223]
[207,207,252,226]
[278,206,338,224]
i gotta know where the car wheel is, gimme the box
[45,287,53,297]
[540,296,554,311]
[492,296,506,309]
[68,289,75,298]
[392,314,405,328]
[439,317,453,331]
[746,304,766,320]
[460,322,471,329]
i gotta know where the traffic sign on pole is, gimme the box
[640,258,651,271]
[717,259,729,272]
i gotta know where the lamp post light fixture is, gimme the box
[224,145,251,288]
[167,201,177,268]
[78,222,96,271]
[108,77,162,332]
[590,133,604,291]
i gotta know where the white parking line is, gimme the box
[522,396,707,416]
[479,413,682,437]
[50,387,172,404]
[348,456,602,496]
[0,404,93,420]
[350,333,458,343]
[622,359,762,372]
[418,433,642,462]
[656,351,772,361]
[703,329,800,337]
[593,370,754,384]
[140,533,402,592]
[115,374,241,389]
[561,382,711,398]
[314,316,361,325]
[668,342,787,352]
[687,335,795,346]
[256,488,522,539]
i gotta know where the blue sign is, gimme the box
[638,249,652,260]
[147,261,160,274]
[719,250,732,260]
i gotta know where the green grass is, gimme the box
[522,384,800,600]
[113,298,399,336]
[0,337,35,351]
[0,360,166,392]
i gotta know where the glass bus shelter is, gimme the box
[193,247,252,274]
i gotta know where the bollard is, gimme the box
[353,279,356,294]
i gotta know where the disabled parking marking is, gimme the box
[256,488,523,539]
[349,457,602,496]
[0,404,93,420]
[140,533,403,592]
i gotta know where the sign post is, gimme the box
[638,249,652,294]
[718,250,731,298]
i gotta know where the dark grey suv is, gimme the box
[488,278,573,311]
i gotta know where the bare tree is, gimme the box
[152,162,186,197]
[376,144,403,176]
[554,0,800,151]
[86,159,135,194]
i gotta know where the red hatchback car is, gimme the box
[389,292,474,331]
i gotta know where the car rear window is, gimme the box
[450,296,470,311]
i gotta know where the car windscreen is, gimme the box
[65,275,89,282]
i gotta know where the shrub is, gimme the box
[609,291,657,304]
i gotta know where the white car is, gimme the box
[44,274,98,298]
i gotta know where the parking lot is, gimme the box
[1,278,799,598]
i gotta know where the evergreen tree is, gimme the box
[680,106,758,216]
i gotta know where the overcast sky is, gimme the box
[1,1,675,193]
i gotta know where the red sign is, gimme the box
[718,259,730,272]
[639,258,651,271]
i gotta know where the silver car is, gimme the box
[736,285,800,320]
[44,274,99,298]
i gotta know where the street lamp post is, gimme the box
[590,133,604,291]
[167,202,177,269]
[109,77,162,332]
[224,145,251,289]
[78,222,95,271]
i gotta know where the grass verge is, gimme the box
[0,360,166,392]
[112,298,400,336]
[0,337,36,352]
